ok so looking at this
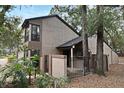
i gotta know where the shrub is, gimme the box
[0,61,28,88]
[36,73,54,88]
[52,76,70,88]
[36,73,69,88]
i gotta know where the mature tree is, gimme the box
[0,5,12,26]
[50,5,82,32]
[96,5,105,75]
[50,5,124,75]
[0,16,22,57]
[81,5,89,75]
[50,5,97,35]
[50,6,124,51]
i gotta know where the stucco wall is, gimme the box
[41,17,78,55]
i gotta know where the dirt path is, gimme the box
[65,64,124,88]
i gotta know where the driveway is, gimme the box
[65,64,124,88]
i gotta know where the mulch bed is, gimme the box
[65,64,124,88]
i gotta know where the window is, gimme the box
[24,49,40,58]
[31,24,40,41]
[30,49,40,56]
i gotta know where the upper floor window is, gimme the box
[31,24,40,41]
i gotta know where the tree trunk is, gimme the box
[29,72,31,85]
[96,5,105,75]
[34,68,37,79]
[81,5,89,75]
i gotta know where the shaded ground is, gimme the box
[65,64,124,88]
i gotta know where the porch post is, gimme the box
[71,45,75,71]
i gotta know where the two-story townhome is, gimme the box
[22,14,119,76]
[22,15,79,72]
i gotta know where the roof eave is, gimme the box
[21,14,80,36]
[22,19,29,28]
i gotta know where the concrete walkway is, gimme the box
[65,64,124,88]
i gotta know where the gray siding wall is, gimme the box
[41,17,78,55]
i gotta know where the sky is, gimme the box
[7,5,53,21]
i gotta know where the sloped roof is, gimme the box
[57,36,118,55]
[22,14,80,36]
[57,37,82,48]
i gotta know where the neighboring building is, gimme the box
[22,15,119,75]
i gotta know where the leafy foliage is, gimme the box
[54,77,69,88]
[36,73,68,88]
[0,5,13,26]
[0,57,68,88]
[0,6,23,57]
[50,5,124,51]
[36,73,54,88]
[0,61,28,88]
[0,56,38,88]
[7,54,16,63]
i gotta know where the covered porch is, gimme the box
[57,37,109,77]
[57,37,90,77]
